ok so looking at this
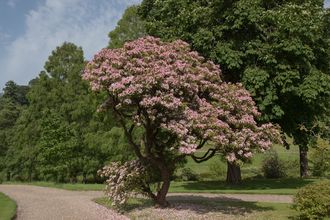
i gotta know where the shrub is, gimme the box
[261,150,286,178]
[310,138,330,177]
[293,180,330,219]
[180,168,199,181]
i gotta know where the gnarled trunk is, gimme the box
[226,161,241,184]
[299,146,308,177]
[154,165,171,207]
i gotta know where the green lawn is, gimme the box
[3,181,104,191]
[1,141,320,196]
[184,143,300,180]
[3,177,321,195]
[95,197,298,220]
[0,192,16,220]
[169,178,318,195]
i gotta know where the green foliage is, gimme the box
[139,0,330,177]
[2,80,29,105]
[108,5,146,48]
[179,168,199,181]
[0,82,29,180]
[37,111,83,182]
[310,138,330,177]
[261,150,286,178]
[1,42,128,183]
[209,160,226,180]
[140,0,330,121]
[293,180,330,219]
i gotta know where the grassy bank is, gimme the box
[0,192,16,220]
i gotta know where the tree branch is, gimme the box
[191,148,216,163]
[109,96,145,161]
[129,124,135,134]
[196,139,207,149]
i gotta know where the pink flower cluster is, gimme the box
[84,36,282,163]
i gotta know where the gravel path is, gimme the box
[0,185,128,220]
[0,185,292,220]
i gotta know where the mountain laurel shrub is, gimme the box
[293,180,330,219]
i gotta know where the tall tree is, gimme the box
[84,36,281,206]
[0,81,29,180]
[5,43,90,181]
[139,0,330,177]
[2,81,29,105]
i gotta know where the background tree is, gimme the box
[0,81,29,180]
[108,5,146,49]
[3,42,128,182]
[139,0,330,177]
[84,36,281,206]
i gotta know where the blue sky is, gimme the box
[0,0,141,89]
[0,0,329,90]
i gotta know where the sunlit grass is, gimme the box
[3,177,322,195]
[3,181,104,191]
[0,192,16,220]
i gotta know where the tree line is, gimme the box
[0,43,133,183]
[1,0,330,185]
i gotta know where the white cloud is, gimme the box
[0,32,11,44]
[326,0,330,8]
[7,0,17,8]
[0,0,141,88]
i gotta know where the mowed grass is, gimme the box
[2,181,104,191]
[169,178,318,195]
[95,197,298,220]
[3,177,320,195]
[0,192,16,220]
[184,143,300,180]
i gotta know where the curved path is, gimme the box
[0,185,292,220]
[0,185,128,220]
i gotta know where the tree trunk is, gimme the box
[154,167,171,207]
[299,146,308,177]
[226,161,241,184]
[6,171,10,181]
[82,173,87,184]
[70,175,77,183]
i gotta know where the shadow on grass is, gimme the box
[174,178,316,192]
[166,195,274,215]
[96,195,275,216]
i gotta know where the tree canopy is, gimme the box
[84,36,281,206]
[139,0,330,176]
[0,42,132,182]
[108,5,147,49]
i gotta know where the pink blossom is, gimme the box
[84,36,282,165]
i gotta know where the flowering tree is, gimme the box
[84,36,281,207]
